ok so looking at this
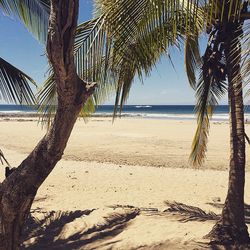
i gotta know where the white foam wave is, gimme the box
[0,110,23,113]
[135,105,152,108]
[92,112,250,121]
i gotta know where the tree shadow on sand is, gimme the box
[206,202,250,224]
[163,201,250,224]
[21,202,250,250]
[163,201,220,222]
[163,201,250,250]
[22,208,139,250]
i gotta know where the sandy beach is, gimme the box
[0,117,250,249]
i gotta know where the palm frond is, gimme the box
[190,71,226,166]
[204,0,243,29]
[40,0,235,126]
[95,0,205,114]
[185,34,202,89]
[38,0,206,124]
[0,0,50,43]
[190,33,227,166]
[241,21,250,98]
[37,74,56,128]
[190,0,249,166]
[38,17,116,126]
[0,57,37,104]
[74,17,117,105]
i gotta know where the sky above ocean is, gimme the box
[0,0,228,105]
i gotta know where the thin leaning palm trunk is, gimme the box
[0,1,95,248]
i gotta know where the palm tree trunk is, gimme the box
[208,21,250,244]
[0,1,95,249]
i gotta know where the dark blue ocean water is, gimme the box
[0,104,249,120]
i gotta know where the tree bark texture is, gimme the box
[0,1,95,249]
[209,19,250,245]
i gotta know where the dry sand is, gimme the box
[0,118,250,249]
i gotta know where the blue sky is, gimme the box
[0,0,225,105]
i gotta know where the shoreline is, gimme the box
[0,111,232,122]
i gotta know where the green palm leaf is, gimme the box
[95,0,204,114]
[38,17,116,126]
[0,0,50,43]
[37,74,56,128]
[0,57,37,104]
[190,71,227,166]
[39,0,242,128]
[188,0,248,167]
[241,22,250,97]
[190,27,228,166]
[185,34,202,89]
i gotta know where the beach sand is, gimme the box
[0,118,250,249]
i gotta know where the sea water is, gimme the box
[0,104,249,121]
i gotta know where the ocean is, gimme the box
[0,104,250,121]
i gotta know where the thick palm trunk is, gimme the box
[0,1,95,249]
[208,21,249,244]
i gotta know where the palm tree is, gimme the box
[0,0,96,248]
[81,1,250,244]
[187,0,250,244]
[97,0,250,245]
[93,0,250,245]
[0,0,201,248]
[1,0,249,248]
